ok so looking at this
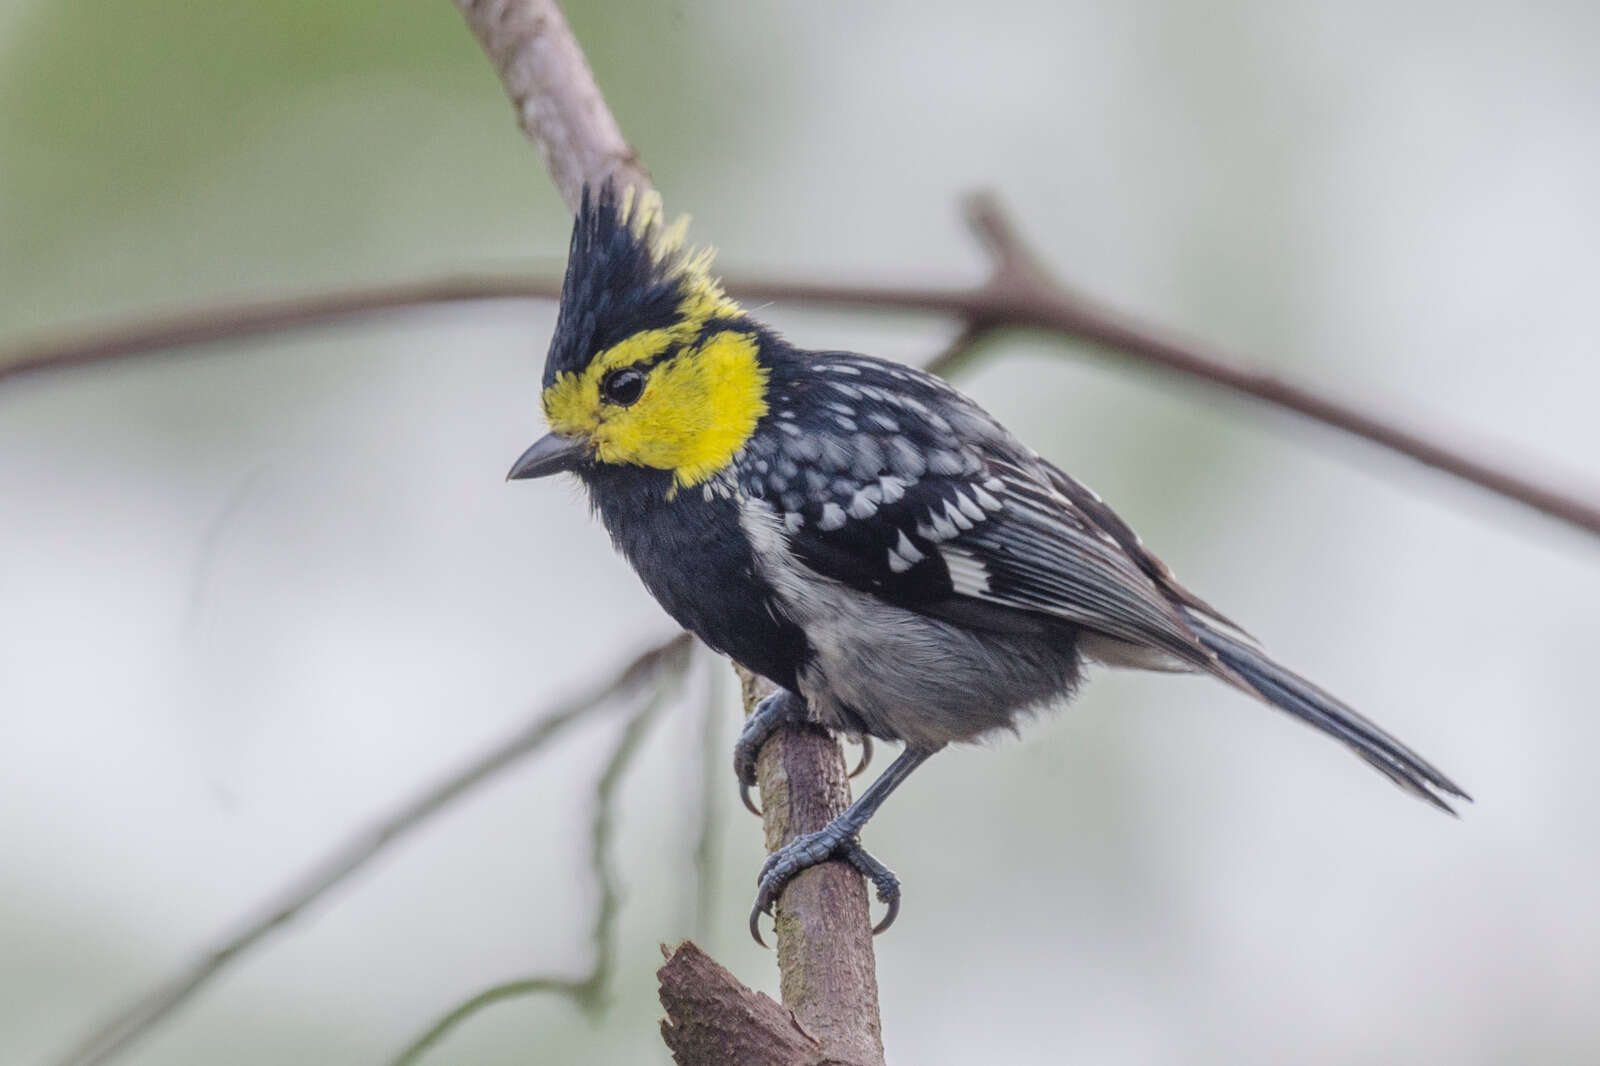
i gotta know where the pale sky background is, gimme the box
[3,2,1598,1063]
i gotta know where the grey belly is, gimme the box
[790,580,1083,748]
[739,499,1081,747]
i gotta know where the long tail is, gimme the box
[1182,609,1470,814]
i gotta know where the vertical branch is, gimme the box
[452,1,888,1060]
[741,671,886,1066]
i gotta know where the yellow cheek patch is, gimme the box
[593,330,768,488]
[538,240,761,491]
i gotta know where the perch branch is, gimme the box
[739,670,886,1066]
[49,634,691,1066]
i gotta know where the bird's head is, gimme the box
[507,185,769,492]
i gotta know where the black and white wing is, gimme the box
[740,352,1224,673]
[925,454,1220,670]
[789,451,1223,673]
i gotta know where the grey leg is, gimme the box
[749,745,940,944]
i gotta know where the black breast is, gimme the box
[580,463,809,692]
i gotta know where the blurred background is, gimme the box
[4,1,1598,1063]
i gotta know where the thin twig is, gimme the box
[0,275,556,383]
[954,192,1600,540]
[5,215,1595,539]
[394,977,590,1063]
[49,634,691,1066]
[389,663,683,1064]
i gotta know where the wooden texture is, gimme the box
[657,942,838,1066]
[741,671,886,1066]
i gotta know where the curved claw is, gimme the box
[733,743,762,817]
[749,901,771,949]
[733,690,805,819]
[748,860,787,949]
[842,843,902,935]
[871,892,901,935]
[848,735,874,778]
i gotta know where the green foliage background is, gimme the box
[4,2,1598,1064]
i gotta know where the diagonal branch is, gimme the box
[388,658,683,1064]
[452,0,650,213]
[4,207,1595,540]
[953,193,1600,540]
[48,634,691,1066]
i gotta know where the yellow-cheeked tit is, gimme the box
[508,186,1467,942]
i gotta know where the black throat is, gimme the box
[577,462,809,693]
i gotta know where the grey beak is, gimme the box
[507,433,588,480]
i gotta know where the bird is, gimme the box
[508,184,1468,944]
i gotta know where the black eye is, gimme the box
[601,367,646,407]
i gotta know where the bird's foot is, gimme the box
[748,825,901,946]
[733,689,808,815]
[735,693,874,815]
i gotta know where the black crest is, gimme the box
[544,184,694,387]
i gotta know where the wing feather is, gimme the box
[751,350,1234,675]
[783,451,1221,673]
[938,460,1215,668]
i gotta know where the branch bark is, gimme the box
[658,942,840,1066]
[741,671,886,1066]
[453,0,649,212]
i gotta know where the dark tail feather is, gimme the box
[1183,611,1470,814]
